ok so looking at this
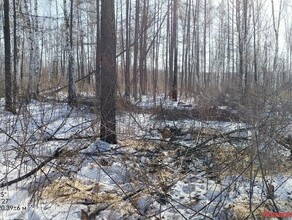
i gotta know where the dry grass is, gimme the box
[211,143,292,180]
[41,178,120,204]
[228,202,266,220]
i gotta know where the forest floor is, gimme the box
[0,96,292,219]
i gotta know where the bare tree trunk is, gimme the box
[142,1,148,96]
[13,0,18,109]
[33,0,40,98]
[168,0,174,99]
[194,0,200,90]
[20,28,25,84]
[203,0,208,88]
[252,0,258,86]
[24,0,40,101]
[100,0,117,144]
[164,0,170,99]
[227,0,231,88]
[152,0,160,104]
[76,4,85,86]
[68,0,77,104]
[231,1,235,84]
[96,0,101,107]
[172,48,178,101]
[180,3,187,98]
[3,0,13,112]
[236,0,245,94]
[139,0,148,99]
[64,0,77,105]
[171,0,178,101]
[271,0,282,91]
[132,0,139,101]
[185,0,191,97]
[243,0,248,94]
[124,0,131,99]
[119,0,125,89]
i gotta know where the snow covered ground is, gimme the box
[0,98,291,220]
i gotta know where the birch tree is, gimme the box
[271,0,284,90]
[236,0,249,95]
[64,0,77,105]
[24,0,40,101]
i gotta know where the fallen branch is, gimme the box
[40,72,94,95]
[44,134,98,142]
[175,126,254,157]
[84,188,144,219]
[0,147,64,188]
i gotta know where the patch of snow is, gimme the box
[80,140,115,154]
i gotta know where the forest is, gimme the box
[0,0,292,219]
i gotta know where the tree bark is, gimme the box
[100,0,117,144]
[96,0,101,108]
[25,0,41,101]
[132,0,139,101]
[171,0,178,101]
[13,0,18,109]
[124,0,131,99]
[3,0,13,112]
[68,0,77,105]
[63,0,77,105]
